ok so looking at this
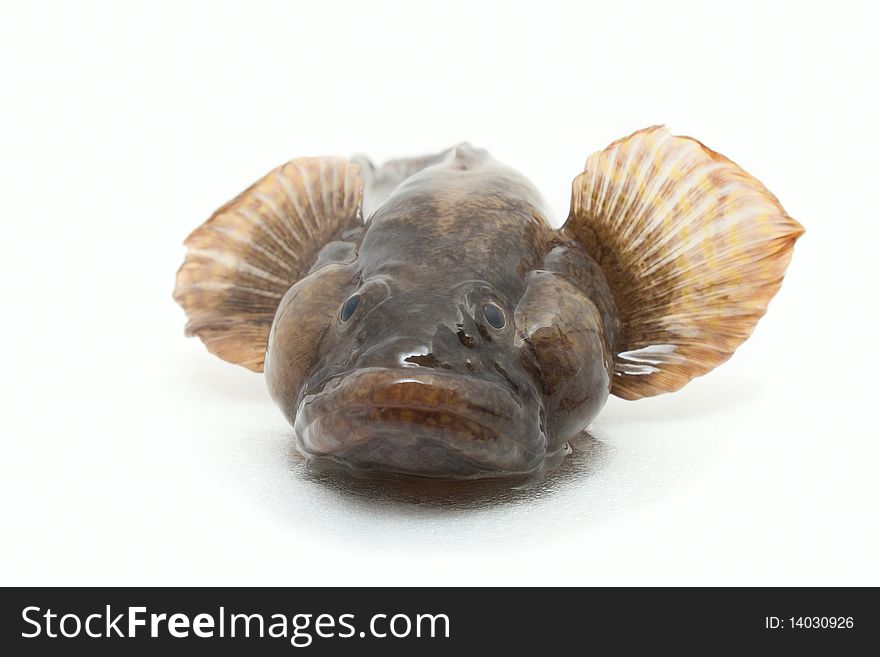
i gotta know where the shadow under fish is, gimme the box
[291,432,610,511]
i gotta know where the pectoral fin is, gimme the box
[173,157,364,371]
[562,126,803,399]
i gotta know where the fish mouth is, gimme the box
[294,368,545,479]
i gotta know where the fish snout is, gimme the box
[294,368,546,479]
[347,318,490,376]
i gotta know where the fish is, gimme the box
[174,126,803,479]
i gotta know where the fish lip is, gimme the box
[295,367,545,477]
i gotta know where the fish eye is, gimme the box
[340,294,361,322]
[482,302,505,329]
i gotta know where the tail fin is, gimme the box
[562,126,804,400]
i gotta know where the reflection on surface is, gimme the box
[291,432,609,511]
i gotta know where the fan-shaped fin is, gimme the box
[173,157,364,371]
[562,126,803,399]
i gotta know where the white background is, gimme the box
[2,0,878,586]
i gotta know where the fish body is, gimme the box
[175,127,803,479]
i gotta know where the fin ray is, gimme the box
[563,126,803,399]
[173,157,363,372]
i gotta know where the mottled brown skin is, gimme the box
[265,146,617,478]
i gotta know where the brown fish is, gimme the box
[174,127,803,479]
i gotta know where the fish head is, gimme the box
[265,154,613,478]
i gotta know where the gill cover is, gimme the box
[561,126,804,399]
[515,271,612,443]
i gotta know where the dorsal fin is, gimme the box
[353,147,454,218]
[173,157,364,371]
[562,126,803,399]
